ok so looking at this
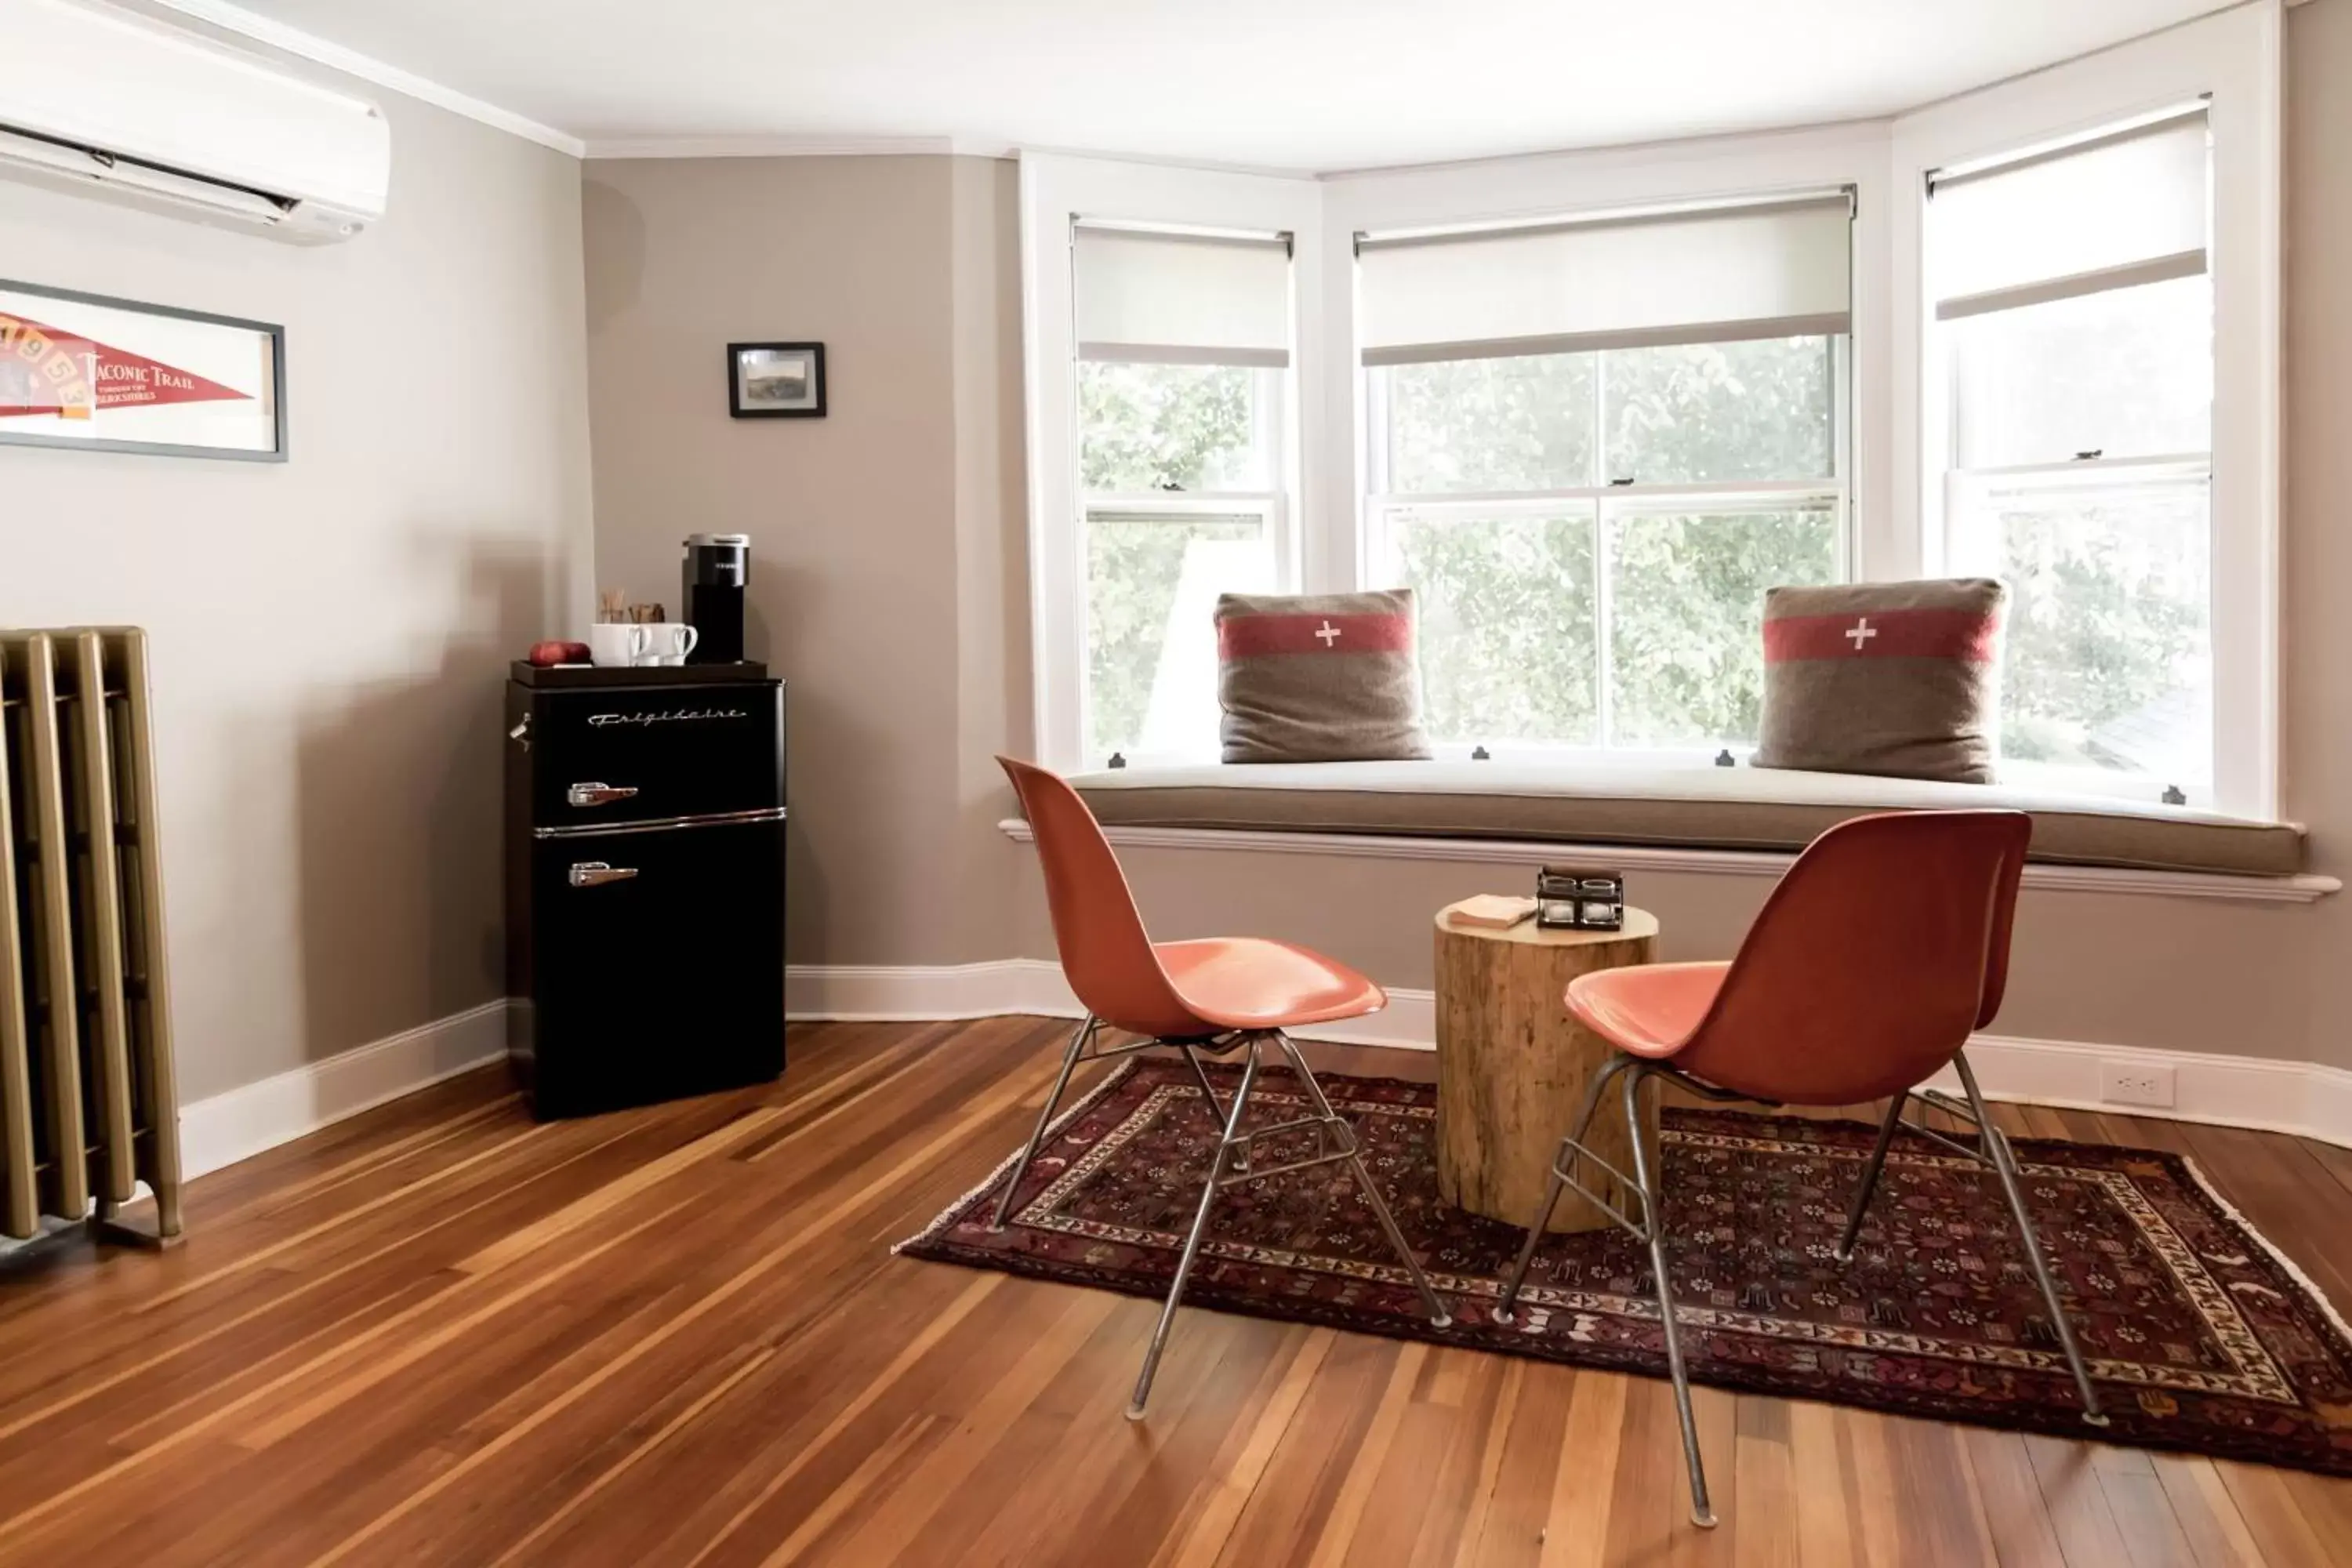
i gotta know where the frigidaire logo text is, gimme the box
[588,707,750,728]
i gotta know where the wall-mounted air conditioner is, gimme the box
[0,0,390,242]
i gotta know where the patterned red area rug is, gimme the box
[899,1058,2352,1475]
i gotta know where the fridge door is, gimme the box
[528,681,783,828]
[521,815,785,1119]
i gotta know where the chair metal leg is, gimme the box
[1273,1033,1453,1328]
[1180,1043,1229,1131]
[1954,1053,2107,1427]
[1622,1063,1715,1530]
[1835,1094,1907,1262]
[1130,1034,1264,1421]
[1494,1050,1635,1325]
[991,1014,1096,1231]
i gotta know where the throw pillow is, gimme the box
[1751,578,2006,783]
[1214,590,1434,764]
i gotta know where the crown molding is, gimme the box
[583,134,984,161]
[146,0,586,158]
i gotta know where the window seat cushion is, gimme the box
[1068,760,2306,878]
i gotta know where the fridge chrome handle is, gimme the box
[568,861,639,888]
[567,782,641,808]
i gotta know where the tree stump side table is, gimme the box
[1432,901,1662,1234]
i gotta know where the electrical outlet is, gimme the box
[2100,1060,2176,1109]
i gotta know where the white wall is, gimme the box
[0,82,594,1099]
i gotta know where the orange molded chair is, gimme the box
[996,757,1451,1417]
[1492,810,2103,1529]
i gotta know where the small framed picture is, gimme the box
[728,341,825,419]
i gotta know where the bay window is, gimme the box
[1929,108,2216,800]
[1357,197,1853,757]
[1023,3,2276,809]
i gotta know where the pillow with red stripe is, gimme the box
[1214,590,1433,764]
[1751,578,2006,783]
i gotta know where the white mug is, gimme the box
[636,624,699,666]
[589,622,650,668]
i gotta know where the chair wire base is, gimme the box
[1123,1029,1453,1418]
[1490,1045,2106,1530]
[976,1018,1452,1421]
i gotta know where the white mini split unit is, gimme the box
[0,0,390,242]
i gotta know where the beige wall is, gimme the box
[0,89,594,1100]
[583,154,1029,967]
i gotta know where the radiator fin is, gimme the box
[0,628,182,1243]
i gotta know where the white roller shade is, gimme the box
[1930,108,2209,321]
[1073,225,1291,367]
[1357,194,1852,367]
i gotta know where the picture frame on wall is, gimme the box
[0,278,286,461]
[728,341,826,419]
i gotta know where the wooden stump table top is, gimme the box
[1432,900,1661,1233]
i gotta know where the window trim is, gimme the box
[1891,2,2282,818]
[1020,154,1327,771]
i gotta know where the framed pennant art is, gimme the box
[0,278,286,461]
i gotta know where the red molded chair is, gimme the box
[996,757,1452,1417]
[1492,809,2104,1529]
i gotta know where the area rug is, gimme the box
[899,1058,2352,1476]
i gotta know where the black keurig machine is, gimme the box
[682,532,750,663]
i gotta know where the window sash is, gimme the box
[1943,459,2212,797]
[1079,499,1281,767]
[1364,328,1850,757]
[1368,488,1846,753]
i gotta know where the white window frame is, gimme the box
[1020,154,1323,772]
[1892,2,2283,818]
[1361,334,1851,760]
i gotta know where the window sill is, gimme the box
[1004,760,2332,904]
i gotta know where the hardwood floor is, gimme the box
[2,1016,2349,1566]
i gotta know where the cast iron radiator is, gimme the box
[0,628,183,1245]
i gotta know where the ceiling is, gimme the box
[198,0,2237,171]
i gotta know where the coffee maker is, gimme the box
[681,533,750,663]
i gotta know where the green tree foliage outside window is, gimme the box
[1395,512,1598,743]
[1078,361,1259,493]
[1085,514,1259,759]
[1377,336,1838,749]
[1610,507,1838,745]
[1078,361,1272,758]
[1991,485,2209,777]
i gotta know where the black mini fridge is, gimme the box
[503,662,786,1119]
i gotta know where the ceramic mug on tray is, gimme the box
[589,623,650,668]
[637,624,699,666]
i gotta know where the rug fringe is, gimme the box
[890,1054,1142,1257]
[2176,1151,2352,1353]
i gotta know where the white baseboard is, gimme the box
[168,969,2352,1189]
[786,960,1436,1049]
[1925,1035,2352,1149]
[787,961,2352,1150]
[177,1000,510,1179]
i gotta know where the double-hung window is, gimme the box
[1072,224,1291,765]
[1358,196,1854,758]
[1929,110,2214,802]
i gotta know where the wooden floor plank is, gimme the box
[1,1016,2348,1568]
